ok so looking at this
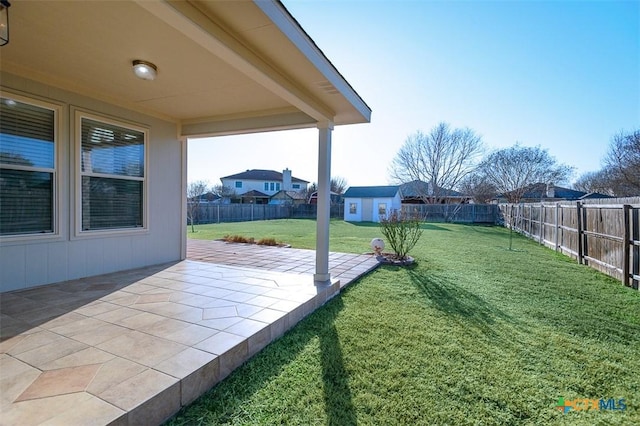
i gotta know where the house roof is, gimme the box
[271,190,307,200]
[1,1,370,138]
[500,183,612,201]
[222,169,308,183]
[241,190,269,198]
[343,186,400,198]
[400,180,464,198]
[193,192,220,202]
[580,192,613,200]
[309,191,340,197]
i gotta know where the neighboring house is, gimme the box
[308,190,341,205]
[220,168,308,202]
[495,183,612,203]
[191,192,221,203]
[343,186,402,222]
[400,180,471,204]
[0,1,370,291]
[239,190,270,204]
[270,190,307,205]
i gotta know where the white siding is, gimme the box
[1,72,183,292]
[343,193,402,223]
[220,178,277,196]
[343,198,362,222]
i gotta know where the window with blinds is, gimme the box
[0,96,56,236]
[79,115,146,231]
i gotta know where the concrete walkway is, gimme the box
[0,242,378,425]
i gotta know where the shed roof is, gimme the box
[343,186,400,198]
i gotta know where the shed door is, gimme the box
[362,198,373,222]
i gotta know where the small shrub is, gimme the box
[223,235,254,244]
[379,210,423,260]
[257,237,279,246]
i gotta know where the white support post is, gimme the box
[180,138,188,260]
[315,121,334,283]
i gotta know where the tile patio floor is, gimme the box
[0,241,378,425]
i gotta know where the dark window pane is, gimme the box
[81,118,144,177]
[82,176,143,230]
[0,169,53,235]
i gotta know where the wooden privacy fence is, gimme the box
[401,203,498,223]
[188,203,344,224]
[499,198,640,290]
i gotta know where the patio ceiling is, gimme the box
[0,0,371,137]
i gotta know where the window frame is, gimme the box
[349,202,357,214]
[0,90,62,243]
[378,203,387,216]
[73,109,149,238]
[235,181,243,189]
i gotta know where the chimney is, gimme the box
[546,183,555,199]
[282,168,292,191]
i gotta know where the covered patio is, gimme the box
[1,2,371,423]
[1,0,370,292]
[0,243,378,425]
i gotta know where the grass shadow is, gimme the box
[166,293,356,425]
[407,269,514,339]
[319,297,357,426]
[418,223,452,231]
[348,221,451,232]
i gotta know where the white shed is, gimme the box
[343,186,402,222]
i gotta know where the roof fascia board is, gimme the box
[135,0,334,123]
[255,0,371,123]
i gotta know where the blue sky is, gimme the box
[188,0,639,188]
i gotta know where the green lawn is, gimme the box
[170,220,640,425]
[187,218,395,253]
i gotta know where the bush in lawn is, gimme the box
[257,237,279,246]
[223,235,255,244]
[379,210,423,260]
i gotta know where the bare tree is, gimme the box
[211,184,237,200]
[187,180,209,233]
[479,145,573,203]
[479,145,572,250]
[390,122,484,203]
[603,129,640,195]
[459,173,498,204]
[330,176,348,195]
[573,170,615,196]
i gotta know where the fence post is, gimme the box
[582,202,589,265]
[623,204,631,287]
[539,203,544,244]
[633,208,639,290]
[554,203,560,252]
[577,202,584,264]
